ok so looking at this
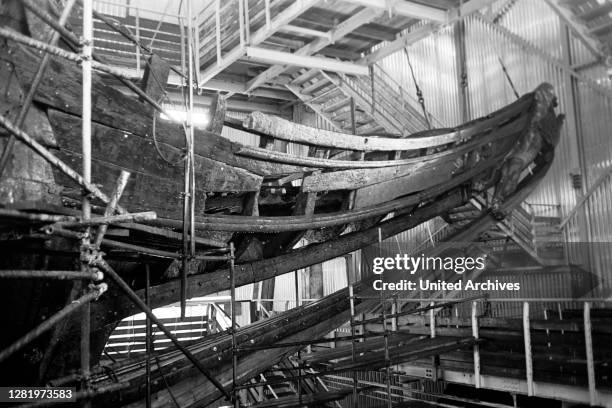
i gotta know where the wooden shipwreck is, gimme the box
[0,2,567,407]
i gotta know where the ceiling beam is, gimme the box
[245,7,382,92]
[360,22,437,65]
[244,46,369,75]
[198,0,320,87]
[360,0,499,65]
[165,92,286,115]
[544,0,606,61]
[341,0,447,22]
[280,25,332,40]
[107,66,296,101]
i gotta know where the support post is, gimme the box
[523,302,534,396]
[135,6,141,74]
[471,301,481,388]
[584,302,598,406]
[81,0,93,404]
[348,284,358,407]
[145,264,152,408]
[230,243,238,408]
[430,302,436,338]
[215,0,222,63]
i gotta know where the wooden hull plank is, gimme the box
[1,43,308,177]
[48,110,263,193]
[53,153,205,219]
[90,191,465,331]
[353,161,456,208]
[243,95,531,151]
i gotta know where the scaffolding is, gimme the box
[0,0,232,405]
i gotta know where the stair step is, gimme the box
[323,97,351,113]
[301,78,332,95]
[534,215,561,223]
[291,69,320,86]
[307,87,342,104]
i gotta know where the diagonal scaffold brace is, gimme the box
[0,285,107,363]
[93,258,232,400]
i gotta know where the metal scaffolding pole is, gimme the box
[377,228,391,408]
[349,284,358,408]
[81,0,94,404]
[180,0,197,320]
[230,242,239,408]
[145,264,152,408]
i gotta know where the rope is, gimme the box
[403,48,431,130]
[152,114,188,166]
[144,54,189,166]
[498,57,520,99]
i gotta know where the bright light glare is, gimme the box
[160,108,209,127]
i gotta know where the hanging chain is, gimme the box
[403,48,431,130]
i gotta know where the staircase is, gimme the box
[285,64,430,136]
[445,197,566,266]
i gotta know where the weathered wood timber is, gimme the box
[49,110,262,192]
[243,94,531,151]
[0,42,309,177]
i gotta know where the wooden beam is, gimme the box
[281,24,332,40]
[244,47,369,76]
[164,92,285,115]
[360,22,438,65]
[361,0,499,65]
[198,0,320,86]
[342,0,447,22]
[246,8,380,91]
[111,67,297,100]
[544,0,605,61]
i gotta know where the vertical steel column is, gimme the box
[188,0,196,259]
[181,0,196,320]
[523,302,534,396]
[471,301,481,388]
[244,0,250,44]
[377,228,391,408]
[348,284,358,408]
[429,302,436,338]
[584,302,598,406]
[264,0,271,29]
[350,97,356,135]
[215,0,222,63]
[81,1,93,405]
[370,65,375,115]
[135,7,141,74]
[238,0,245,47]
[391,297,397,332]
[145,264,152,408]
[230,243,238,408]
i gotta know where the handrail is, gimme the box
[559,165,612,229]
